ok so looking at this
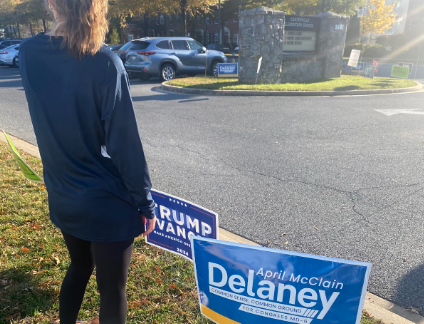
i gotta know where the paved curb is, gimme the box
[161,82,423,97]
[2,132,424,324]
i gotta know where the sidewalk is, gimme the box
[1,132,424,324]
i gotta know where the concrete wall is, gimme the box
[238,7,349,84]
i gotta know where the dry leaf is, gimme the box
[29,223,41,230]
[52,254,60,265]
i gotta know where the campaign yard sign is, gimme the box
[191,237,371,324]
[146,190,218,260]
[351,63,364,71]
[347,49,361,68]
[364,65,375,79]
[391,65,410,79]
[218,63,238,77]
[398,62,413,75]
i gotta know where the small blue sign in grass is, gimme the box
[218,63,238,77]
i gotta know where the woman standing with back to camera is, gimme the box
[19,0,156,322]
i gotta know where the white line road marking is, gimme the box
[375,109,424,116]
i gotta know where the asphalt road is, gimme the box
[1,65,424,313]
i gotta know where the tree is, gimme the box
[14,0,51,33]
[107,26,120,44]
[109,0,223,37]
[0,0,16,27]
[361,0,397,42]
[277,0,364,16]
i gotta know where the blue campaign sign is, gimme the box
[351,63,364,71]
[146,190,219,260]
[218,63,238,77]
[191,237,371,324]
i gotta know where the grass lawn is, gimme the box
[0,141,386,324]
[167,75,418,92]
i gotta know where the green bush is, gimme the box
[376,36,389,47]
[362,44,388,58]
[344,43,364,57]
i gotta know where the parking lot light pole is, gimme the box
[218,0,221,47]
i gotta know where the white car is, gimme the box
[0,44,20,67]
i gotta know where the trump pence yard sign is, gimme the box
[191,237,371,324]
[146,189,218,260]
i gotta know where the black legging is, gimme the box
[60,232,134,324]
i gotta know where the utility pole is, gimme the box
[414,18,424,79]
[218,0,221,47]
[322,0,326,12]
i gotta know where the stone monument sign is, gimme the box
[238,7,349,84]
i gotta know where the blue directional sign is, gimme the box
[191,237,372,324]
[218,63,238,77]
[146,190,219,260]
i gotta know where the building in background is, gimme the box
[406,0,423,31]
[383,0,410,35]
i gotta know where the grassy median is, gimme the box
[0,141,386,324]
[167,75,418,92]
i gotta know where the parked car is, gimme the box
[206,43,230,54]
[124,37,227,81]
[14,51,19,68]
[0,44,20,67]
[107,44,122,52]
[0,39,21,50]
[114,40,151,64]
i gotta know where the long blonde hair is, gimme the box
[46,0,108,57]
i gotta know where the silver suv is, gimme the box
[124,37,227,81]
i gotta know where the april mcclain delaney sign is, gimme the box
[218,63,239,77]
[191,237,371,324]
[146,190,218,260]
[284,16,319,52]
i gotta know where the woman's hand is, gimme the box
[141,214,156,237]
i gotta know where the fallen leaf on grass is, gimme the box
[52,254,60,265]
[21,247,30,253]
[38,187,46,190]
[29,223,41,230]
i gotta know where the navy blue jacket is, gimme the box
[19,33,155,242]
